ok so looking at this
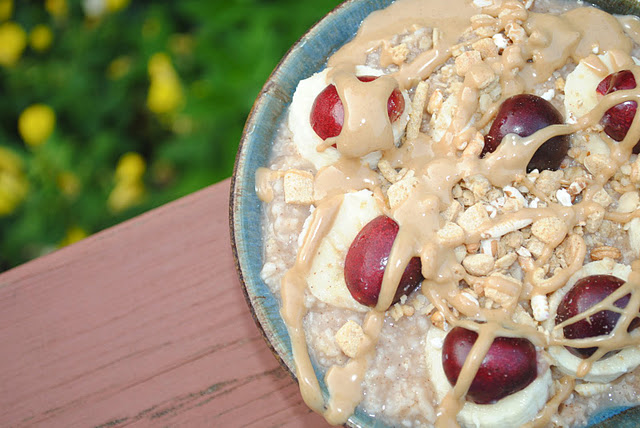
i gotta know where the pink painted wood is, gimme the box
[0,179,328,427]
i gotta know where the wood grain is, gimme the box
[0,179,328,427]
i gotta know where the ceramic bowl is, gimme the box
[229,0,640,426]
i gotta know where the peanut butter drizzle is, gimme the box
[255,167,282,203]
[268,0,640,426]
[314,158,381,201]
[324,310,384,424]
[280,195,344,413]
[522,376,575,428]
[328,70,397,158]
[328,0,477,90]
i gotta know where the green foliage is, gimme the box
[0,0,341,270]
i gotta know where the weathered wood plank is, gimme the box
[0,179,327,427]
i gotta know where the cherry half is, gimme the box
[483,94,569,172]
[442,327,537,404]
[344,215,422,307]
[310,76,405,141]
[556,274,639,359]
[596,70,640,154]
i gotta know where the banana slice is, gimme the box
[425,327,552,428]
[306,190,383,312]
[288,66,411,170]
[564,51,640,122]
[544,260,640,383]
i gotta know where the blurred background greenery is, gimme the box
[0,0,341,271]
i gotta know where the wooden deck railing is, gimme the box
[0,179,327,427]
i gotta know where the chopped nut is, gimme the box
[531,216,567,246]
[378,159,405,184]
[505,22,527,43]
[472,38,499,58]
[388,171,419,209]
[454,245,467,262]
[498,0,527,24]
[575,382,612,397]
[335,320,365,358]
[568,177,589,197]
[283,169,314,204]
[531,294,550,321]
[403,305,415,317]
[442,200,464,223]
[626,218,640,258]
[438,222,466,246]
[555,76,566,93]
[513,304,537,327]
[617,191,640,213]
[462,131,485,157]
[495,252,518,270]
[590,245,622,261]
[481,217,532,239]
[463,253,495,276]
[591,188,614,208]
[406,80,429,140]
[584,153,615,178]
[585,205,605,233]
[525,237,546,259]
[389,303,405,321]
[390,43,410,65]
[430,310,447,330]
[464,174,492,199]
[631,155,640,184]
[484,273,521,307]
[465,242,480,254]
[427,88,444,115]
[455,50,482,76]
[471,14,498,29]
[535,170,564,196]
[467,63,497,89]
[458,203,491,235]
[556,188,573,207]
[502,230,524,249]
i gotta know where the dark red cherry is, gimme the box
[483,94,569,172]
[310,76,405,140]
[596,70,640,154]
[442,327,537,404]
[556,274,639,359]
[344,215,422,307]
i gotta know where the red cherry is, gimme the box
[483,94,569,172]
[596,70,640,154]
[310,76,405,140]
[442,327,537,404]
[344,215,422,307]
[556,274,640,358]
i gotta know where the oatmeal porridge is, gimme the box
[255,0,640,426]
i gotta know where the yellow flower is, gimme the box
[59,226,88,247]
[0,0,13,21]
[147,52,173,78]
[29,24,53,52]
[115,152,146,183]
[106,0,129,12]
[45,0,68,19]
[107,180,145,213]
[0,146,28,217]
[57,171,81,198]
[147,53,183,115]
[107,55,132,80]
[0,21,26,66]
[147,78,183,114]
[18,104,56,147]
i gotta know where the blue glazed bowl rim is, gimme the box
[229,0,640,426]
